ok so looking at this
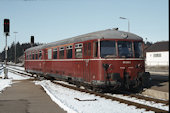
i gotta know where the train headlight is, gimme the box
[136,64,142,68]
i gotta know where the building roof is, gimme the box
[25,28,143,52]
[145,41,169,52]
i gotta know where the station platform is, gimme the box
[142,70,169,100]
[0,80,66,113]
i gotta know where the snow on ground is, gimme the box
[0,69,30,80]
[35,80,155,113]
[107,93,169,111]
[0,68,30,92]
[7,65,25,71]
[0,79,12,93]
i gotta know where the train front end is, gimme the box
[94,39,150,91]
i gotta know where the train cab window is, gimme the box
[134,42,143,58]
[53,48,58,59]
[59,47,64,59]
[75,43,83,58]
[66,45,72,59]
[118,41,133,58]
[48,49,52,59]
[100,40,116,58]
[93,42,98,57]
[39,51,42,59]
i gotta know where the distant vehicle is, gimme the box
[24,29,150,91]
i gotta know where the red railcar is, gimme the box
[25,29,150,90]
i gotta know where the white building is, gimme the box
[145,41,169,66]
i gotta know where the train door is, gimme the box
[83,42,91,82]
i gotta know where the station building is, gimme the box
[145,41,169,67]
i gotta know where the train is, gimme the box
[24,28,150,91]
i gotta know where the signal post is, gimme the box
[4,19,10,79]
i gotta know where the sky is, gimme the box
[0,0,169,52]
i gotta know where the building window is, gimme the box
[59,47,64,59]
[53,48,58,59]
[153,53,161,57]
[48,49,52,59]
[66,45,72,59]
[75,43,83,58]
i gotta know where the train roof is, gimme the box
[25,28,143,52]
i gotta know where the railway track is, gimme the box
[7,66,169,113]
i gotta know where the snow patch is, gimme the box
[35,80,155,113]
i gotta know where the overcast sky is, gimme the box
[0,0,169,52]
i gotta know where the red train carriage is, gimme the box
[25,29,150,91]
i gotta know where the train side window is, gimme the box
[48,49,52,59]
[53,48,58,59]
[45,50,48,59]
[88,43,91,56]
[75,43,83,58]
[66,45,72,59]
[84,43,91,57]
[39,51,42,59]
[35,51,38,59]
[32,51,35,60]
[93,41,98,57]
[26,53,29,60]
[29,52,32,60]
[84,43,87,56]
[59,47,64,59]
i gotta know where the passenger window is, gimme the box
[32,51,35,60]
[84,43,91,57]
[39,51,42,59]
[84,43,88,56]
[88,43,91,56]
[93,42,98,57]
[35,51,38,59]
[26,53,29,60]
[48,49,52,59]
[66,45,72,59]
[75,43,83,58]
[53,48,58,59]
[59,47,64,59]
[29,52,31,60]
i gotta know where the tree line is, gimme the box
[0,42,41,63]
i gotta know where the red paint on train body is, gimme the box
[25,29,150,90]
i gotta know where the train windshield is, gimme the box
[118,41,133,58]
[134,42,143,58]
[100,40,116,58]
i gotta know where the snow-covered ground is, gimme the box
[0,67,30,93]
[35,80,168,113]
[0,65,169,113]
